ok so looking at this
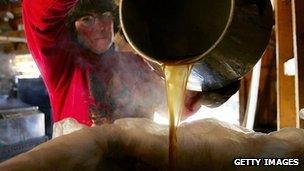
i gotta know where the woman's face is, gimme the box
[75,12,114,54]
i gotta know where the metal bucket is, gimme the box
[120,0,274,91]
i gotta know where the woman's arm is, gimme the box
[22,0,78,91]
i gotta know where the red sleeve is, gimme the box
[22,0,78,92]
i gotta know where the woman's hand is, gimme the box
[183,80,240,118]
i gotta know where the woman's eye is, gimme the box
[80,16,95,25]
[81,16,93,21]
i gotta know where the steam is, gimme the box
[87,51,167,123]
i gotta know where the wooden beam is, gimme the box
[275,0,297,129]
[239,72,251,125]
[292,0,304,128]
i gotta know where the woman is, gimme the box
[22,0,171,127]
